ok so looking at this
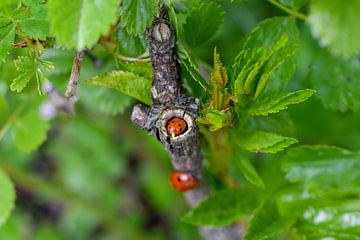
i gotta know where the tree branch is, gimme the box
[41,50,86,119]
[131,7,243,240]
[65,50,86,99]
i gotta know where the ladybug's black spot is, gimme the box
[177,176,182,182]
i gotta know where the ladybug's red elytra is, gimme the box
[169,172,198,192]
[166,117,188,137]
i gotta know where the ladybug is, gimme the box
[166,117,187,137]
[169,172,198,192]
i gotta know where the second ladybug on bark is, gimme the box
[169,172,198,192]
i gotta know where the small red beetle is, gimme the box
[166,117,188,137]
[169,172,198,192]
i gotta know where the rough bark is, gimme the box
[131,7,243,240]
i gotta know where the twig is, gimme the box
[65,50,86,99]
[12,41,28,48]
[267,0,307,20]
[42,80,73,114]
[41,50,86,118]
[131,7,243,240]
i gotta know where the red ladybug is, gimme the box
[166,117,187,137]
[169,172,198,192]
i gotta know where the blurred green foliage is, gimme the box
[1,0,360,239]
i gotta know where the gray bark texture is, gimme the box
[131,7,243,240]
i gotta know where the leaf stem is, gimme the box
[115,53,151,62]
[100,40,150,62]
[267,0,307,21]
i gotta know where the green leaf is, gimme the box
[22,0,47,17]
[300,207,360,238]
[35,68,45,95]
[209,48,232,109]
[19,18,49,40]
[253,44,298,99]
[10,52,53,94]
[180,57,210,95]
[233,47,265,96]
[235,154,264,188]
[232,17,299,99]
[13,54,37,71]
[182,188,259,226]
[117,61,153,80]
[178,45,210,95]
[86,70,152,105]
[276,186,360,238]
[19,0,50,40]
[309,52,360,112]
[198,109,232,132]
[13,111,50,152]
[0,168,15,227]
[183,2,224,48]
[236,130,298,154]
[93,87,132,116]
[308,0,360,58]
[10,55,37,92]
[243,34,289,96]
[245,200,294,240]
[48,0,119,49]
[117,28,146,57]
[241,17,298,50]
[278,0,308,9]
[283,145,360,191]
[10,71,34,92]
[22,0,42,9]
[248,89,316,116]
[0,25,15,63]
[167,6,180,36]
[119,0,159,35]
[0,0,18,8]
